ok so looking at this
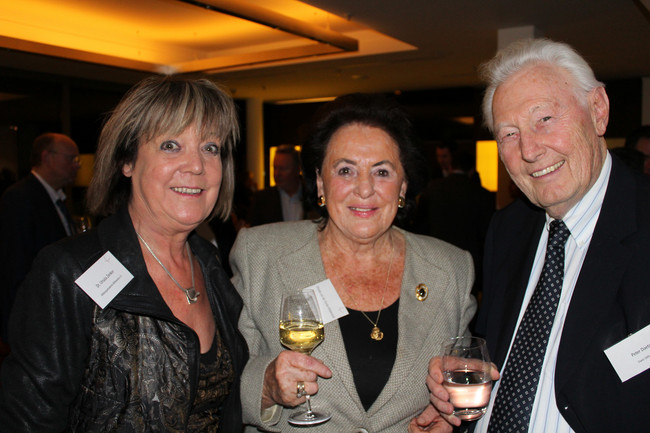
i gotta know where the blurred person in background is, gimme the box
[0,132,80,346]
[624,124,650,176]
[247,144,316,226]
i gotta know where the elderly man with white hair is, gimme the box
[415,38,650,433]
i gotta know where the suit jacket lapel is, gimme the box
[555,159,637,390]
[275,227,365,408]
[275,226,469,416]
[29,174,68,239]
[491,205,546,368]
[271,188,284,222]
[369,230,463,415]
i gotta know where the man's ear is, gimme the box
[589,86,609,137]
[40,149,52,166]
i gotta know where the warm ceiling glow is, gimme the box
[476,140,499,192]
[273,96,337,105]
[0,0,415,74]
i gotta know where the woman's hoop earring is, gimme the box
[398,196,405,209]
[317,196,326,207]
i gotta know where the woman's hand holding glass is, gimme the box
[279,292,332,426]
[260,292,332,426]
[260,350,331,408]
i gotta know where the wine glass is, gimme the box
[441,336,492,431]
[279,291,332,426]
[74,215,92,232]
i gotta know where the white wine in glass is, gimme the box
[279,291,332,426]
[441,336,492,425]
[279,319,324,354]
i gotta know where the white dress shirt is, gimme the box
[279,184,304,222]
[476,153,612,433]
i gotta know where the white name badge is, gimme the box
[303,279,348,324]
[75,251,134,308]
[604,322,650,382]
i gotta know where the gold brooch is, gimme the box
[415,283,428,301]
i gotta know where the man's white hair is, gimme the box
[479,38,604,132]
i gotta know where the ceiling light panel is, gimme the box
[0,0,412,74]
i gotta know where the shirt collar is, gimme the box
[545,152,611,248]
[278,183,303,201]
[32,170,66,203]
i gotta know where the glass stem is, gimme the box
[304,394,315,418]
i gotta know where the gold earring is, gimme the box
[398,196,405,209]
[317,195,326,207]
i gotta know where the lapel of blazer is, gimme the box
[488,203,546,368]
[275,226,465,415]
[555,158,638,390]
[28,174,68,238]
[275,225,365,408]
[270,188,284,222]
[368,229,461,415]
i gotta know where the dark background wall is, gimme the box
[262,78,644,186]
[0,67,644,194]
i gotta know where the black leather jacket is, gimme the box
[0,207,248,432]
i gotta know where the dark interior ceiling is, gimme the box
[0,0,648,165]
[0,0,648,102]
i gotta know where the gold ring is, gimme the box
[296,381,306,398]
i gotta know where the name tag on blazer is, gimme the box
[75,251,134,308]
[303,279,348,324]
[605,323,650,382]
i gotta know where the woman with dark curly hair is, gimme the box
[0,75,248,432]
[231,93,475,432]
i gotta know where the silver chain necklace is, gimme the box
[136,232,199,304]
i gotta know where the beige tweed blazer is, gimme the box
[230,220,476,433]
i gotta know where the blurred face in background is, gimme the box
[436,147,452,175]
[273,151,301,195]
[44,137,80,189]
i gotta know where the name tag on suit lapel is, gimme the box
[604,323,650,382]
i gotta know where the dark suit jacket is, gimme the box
[415,173,495,294]
[475,155,650,433]
[247,186,316,227]
[0,173,68,340]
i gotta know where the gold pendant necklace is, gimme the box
[329,233,395,341]
[137,232,199,304]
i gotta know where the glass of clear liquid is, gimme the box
[441,336,492,429]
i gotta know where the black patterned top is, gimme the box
[187,326,234,432]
